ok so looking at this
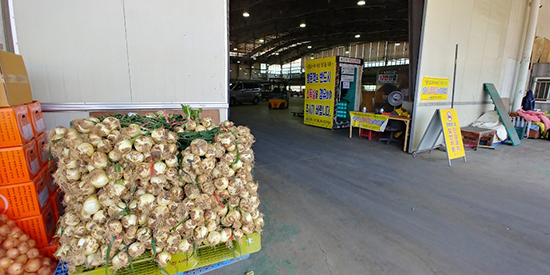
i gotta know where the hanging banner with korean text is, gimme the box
[421,77,449,101]
[304,56,337,129]
[349,111,389,132]
[439,109,465,159]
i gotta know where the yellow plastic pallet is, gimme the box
[71,232,261,275]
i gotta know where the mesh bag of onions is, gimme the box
[48,108,264,272]
[0,214,56,275]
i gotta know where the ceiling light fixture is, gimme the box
[395,43,401,46]
[345,51,350,54]
[355,34,361,38]
[274,53,279,56]
[237,61,241,63]
[357,0,366,6]
[307,45,312,49]
[259,38,264,43]
[300,22,306,28]
[233,48,238,51]
[243,10,250,17]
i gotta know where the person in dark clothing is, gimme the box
[521,90,535,111]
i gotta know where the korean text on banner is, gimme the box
[349,111,389,132]
[421,77,449,101]
[304,56,336,129]
[439,109,465,159]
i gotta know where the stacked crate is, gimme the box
[0,51,62,257]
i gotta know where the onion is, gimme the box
[123,124,142,138]
[91,152,108,169]
[27,239,36,249]
[77,142,95,158]
[108,150,122,162]
[7,248,19,259]
[206,231,221,246]
[24,258,41,272]
[7,262,22,274]
[124,151,145,163]
[114,139,133,154]
[151,129,166,143]
[103,117,121,131]
[156,251,171,268]
[41,257,53,267]
[37,266,51,275]
[0,257,13,269]
[83,195,101,215]
[121,214,137,228]
[194,226,208,239]
[17,242,29,255]
[133,136,154,153]
[220,228,232,243]
[0,225,9,236]
[125,242,144,259]
[89,169,109,188]
[178,239,191,253]
[93,123,111,137]
[14,254,27,264]
[26,248,39,259]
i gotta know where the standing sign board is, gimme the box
[413,109,466,166]
[304,56,337,129]
[349,111,389,132]
[421,77,449,101]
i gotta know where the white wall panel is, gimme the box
[13,0,132,103]
[11,0,229,127]
[536,0,550,38]
[410,0,523,152]
[124,0,228,103]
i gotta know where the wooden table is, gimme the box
[349,114,411,152]
[460,126,496,150]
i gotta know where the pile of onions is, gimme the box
[0,214,56,275]
[48,110,265,272]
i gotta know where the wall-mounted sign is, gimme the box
[341,66,355,75]
[341,75,355,82]
[421,77,449,101]
[378,70,398,83]
[338,57,362,65]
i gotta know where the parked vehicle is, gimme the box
[229,82,261,105]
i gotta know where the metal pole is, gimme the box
[512,0,541,112]
[451,44,458,109]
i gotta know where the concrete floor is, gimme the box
[216,98,550,275]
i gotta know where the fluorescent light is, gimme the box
[357,0,366,5]
[307,45,312,49]
[355,34,361,38]
[259,39,264,43]
[396,43,401,46]
[243,11,250,17]
[274,53,279,56]
[233,48,238,51]
[300,23,306,28]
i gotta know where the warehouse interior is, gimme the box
[0,0,548,274]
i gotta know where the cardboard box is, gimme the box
[35,133,49,167]
[0,139,41,185]
[0,166,50,219]
[27,101,45,135]
[50,187,64,220]
[0,51,33,107]
[14,201,56,248]
[0,105,34,148]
